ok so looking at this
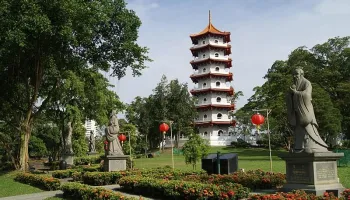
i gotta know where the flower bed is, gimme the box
[61,182,137,200]
[52,169,78,179]
[342,189,350,199]
[74,155,103,166]
[179,169,285,190]
[14,173,60,190]
[82,172,124,186]
[248,190,348,200]
[118,175,250,199]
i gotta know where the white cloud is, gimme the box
[115,0,350,114]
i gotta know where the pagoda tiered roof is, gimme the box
[190,72,233,83]
[196,104,235,110]
[190,44,232,56]
[190,57,232,69]
[190,11,231,44]
[194,120,235,126]
[190,86,234,96]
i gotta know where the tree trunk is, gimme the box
[175,131,180,148]
[19,122,31,171]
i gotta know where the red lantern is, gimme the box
[231,120,237,127]
[251,113,265,129]
[104,140,109,151]
[159,123,169,134]
[118,133,127,146]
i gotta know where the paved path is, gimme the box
[0,184,155,200]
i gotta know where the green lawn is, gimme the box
[0,171,43,197]
[134,147,350,188]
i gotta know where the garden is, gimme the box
[0,147,349,200]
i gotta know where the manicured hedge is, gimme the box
[181,169,286,190]
[14,173,60,190]
[82,172,124,186]
[61,182,137,200]
[119,175,250,200]
[248,189,349,200]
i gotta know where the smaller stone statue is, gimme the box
[89,130,96,152]
[286,68,328,153]
[105,110,124,155]
[64,121,74,154]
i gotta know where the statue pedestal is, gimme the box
[103,155,129,172]
[62,153,74,166]
[279,152,345,196]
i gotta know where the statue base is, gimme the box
[103,155,129,172]
[278,152,345,196]
[87,151,99,156]
[62,153,74,166]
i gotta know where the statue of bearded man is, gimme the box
[286,68,329,153]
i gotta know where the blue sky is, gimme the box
[109,0,350,115]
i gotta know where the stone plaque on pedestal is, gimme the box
[62,153,74,166]
[104,155,129,172]
[279,152,345,196]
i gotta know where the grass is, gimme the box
[0,171,43,197]
[134,147,350,188]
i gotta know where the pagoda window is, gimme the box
[214,39,219,44]
[216,81,221,87]
[203,97,207,102]
[215,67,220,72]
[202,54,206,58]
[204,131,208,136]
[203,68,207,73]
[204,114,208,119]
[217,113,222,119]
[218,130,223,136]
[214,53,219,57]
[202,82,207,88]
[202,40,206,44]
[216,97,221,103]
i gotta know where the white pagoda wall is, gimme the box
[198,126,236,146]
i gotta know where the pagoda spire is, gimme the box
[209,10,212,27]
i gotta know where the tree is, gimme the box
[182,133,210,170]
[0,0,150,171]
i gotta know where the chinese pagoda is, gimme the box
[189,11,235,146]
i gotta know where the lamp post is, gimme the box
[159,121,174,170]
[252,109,273,173]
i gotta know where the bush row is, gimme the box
[82,172,124,186]
[52,165,101,178]
[61,182,137,200]
[248,189,350,200]
[181,169,286,190]
[118,175,250,200]
[74,155,103,165]
[14,173,60,190]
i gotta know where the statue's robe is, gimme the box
[286,77,328,153]
[105,115,124,155]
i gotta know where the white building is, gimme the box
[84,119,98,137]
[189,11,236,146]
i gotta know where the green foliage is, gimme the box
[126,76,197,149]
[72,123,88,157]
[14,173,60,191]
[61,182,137,200]
[119,176,250,200]
[28,136,48,158]
[82,172,124,186]
[0,0,150,170]
[120,123,138,155]
[182,133,210,170]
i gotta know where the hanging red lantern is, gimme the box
[159,123,169,134]
[118,133,127,146]
[231,120,237,127]
[251,113,265,129]
[104,140,109,151]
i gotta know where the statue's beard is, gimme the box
[294,77,301,88]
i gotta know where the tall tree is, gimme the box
[0,0,151,171]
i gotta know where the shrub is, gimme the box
[74,155,102,165]
[82,172,124,186]
[119,175,250,199]
[61,182,137,200]
[342,188,350,199]
[248,190,342,200]
[52,169,78,179]
[14,173,60,190]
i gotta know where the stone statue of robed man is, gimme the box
[286,68,329,153]
[89,130,96,152]
[105,110,124,155]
